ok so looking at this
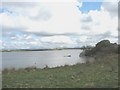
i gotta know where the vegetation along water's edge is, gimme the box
[2,40,119,88]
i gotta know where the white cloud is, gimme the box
[102,2,118,17]
[41,36,74,44]
[1,1,118,35]
[2,0,79,3]
[0,13,16,27]
[87,9,118,35]
[1,2,83,34]
[1,1,118,49]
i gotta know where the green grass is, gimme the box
[2,53,118,88]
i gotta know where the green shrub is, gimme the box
[81,40,118,57]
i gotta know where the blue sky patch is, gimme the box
[78,2,102,13]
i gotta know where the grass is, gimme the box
[2,53,118,88]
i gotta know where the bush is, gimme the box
[80,40,118,57]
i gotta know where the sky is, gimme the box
[0,0,119,50]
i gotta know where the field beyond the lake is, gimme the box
[2,52,118,88]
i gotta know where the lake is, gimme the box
[2,49,86,69]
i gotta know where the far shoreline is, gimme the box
[1,48,83,52]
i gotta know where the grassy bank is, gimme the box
[2,53,118,88]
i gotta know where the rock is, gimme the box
[68,55,71,57]
[64,55,71,57]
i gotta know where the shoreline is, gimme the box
[1,48,83,52]
[2,62,85,72]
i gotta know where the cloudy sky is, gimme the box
[0,0,119,50]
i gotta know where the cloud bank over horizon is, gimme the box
[0,1,118,50]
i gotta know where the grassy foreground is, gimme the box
[2,53,118,88]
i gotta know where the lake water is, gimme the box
[2,49,86,69]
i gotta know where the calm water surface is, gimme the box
[2,49,85,69]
